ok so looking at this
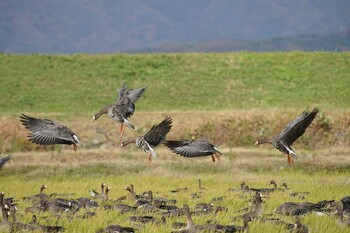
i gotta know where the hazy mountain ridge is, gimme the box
[134,30,350,53]
[1,0,349,53]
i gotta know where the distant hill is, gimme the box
[1,0,350,53]
[134,30,350,53]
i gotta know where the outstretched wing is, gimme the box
[279,107,319,145]
[163,140,214,157]
[116,85,146,105]
[115,85,145,118]
[127,86,146,104]
[144,116,172,147]
[0,155,11,169]
[20,114,77,145]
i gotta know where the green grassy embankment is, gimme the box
[1,52,349,113]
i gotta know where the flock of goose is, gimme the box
[1,179,349,232]
[2,84,346,233]
[1,84,319,167]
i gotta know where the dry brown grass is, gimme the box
[4,145,350,177]
[1,109,349,153]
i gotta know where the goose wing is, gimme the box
[143,116,172,147]
[116,85,145,105]
[115,85,136,118]
[115,84,127,104]
[126,86,146,104]
[279,107,319,145]
[20,114,78,145]
[164,139,217,157]
[0,155,11,169]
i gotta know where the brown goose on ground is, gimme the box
[275,200,335,216]
[29,214,65,232]
[9,206,38,232]
[89,182,107,200]
[281,183,310,199]
[75,198,99,209]
[254,107,319,165]
[92,84,146,139]
[121,116,172,164]
[0,155,11,169]
[103,203,136,213]
[20,114,80,151]
[291,218,309,233]
[23,184,48,202]
[129,215,158,225]
[248,180,279,194]
[227,181,247,192]
[96,224,135,233]
[164,139,222,163]
[1,192,10,222]
[208,213,253,233]
[340,196,350,213]
[171,204,207,233]
[233,192,263,221]
[198,179,207,191]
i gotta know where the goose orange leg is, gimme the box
[148,153,152,165]
[211,155,216,163]
[287,155,293,165]
[119,124,125,139]
[73,144,77,152]
[214,152,221,162]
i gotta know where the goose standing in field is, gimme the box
[29,214,65,232]
[23,184,48,202]
[171,204,207,233]
[210,214,253,233]
[89,183,106,200]
[0,155,11,169]
[121,116,172,164]
[96,224,136,233]
[9,206,38,232]
[198,179,207,191]
[20,114,80,151]
[163,139,222,163]
[92,84,146,139]
[281,183,310,199]
[254,107,319,165]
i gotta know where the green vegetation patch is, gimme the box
[1,52,349,114]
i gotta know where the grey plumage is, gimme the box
[121,116,172,163]
[255,107,319,164]
[164,139,222,162]
[20,114,80,151]
[92,85,146,138]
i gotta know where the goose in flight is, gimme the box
[254,107,319,164]
[92,84,146,139]
[163,139,222,163]
[121,116,172,164]
[20,114,80,151]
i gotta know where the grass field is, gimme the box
[1,148,350,233]
[0,52,350,232]
[1,52,350,113]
